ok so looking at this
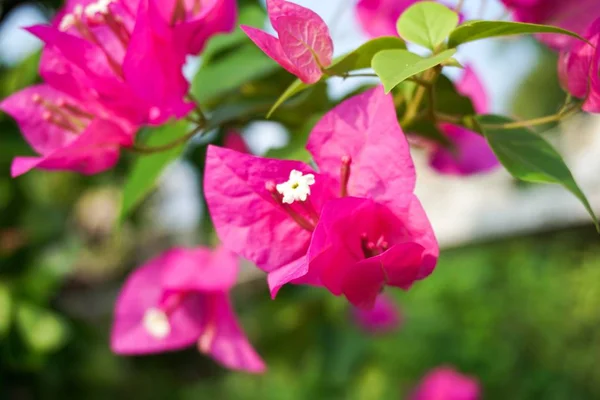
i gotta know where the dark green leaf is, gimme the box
[120,121,189,221]
[372,48,456,92]
[267,37,406,117]
[448,21,585,47]
[192,45,279,104]
[0,283,11,338]
[478,115,598,231]
[397,1,459,50]
[434,74,475,117]
[407,120,453,148]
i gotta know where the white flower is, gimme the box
[143,308,171,339]
[59,14,75,31]
[276,170,315,204]
[84,0,114,17]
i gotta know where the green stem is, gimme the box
[128,125,204,154]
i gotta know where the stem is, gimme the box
[129,125,203,154]
[402,68,439,126]
[479,111,574,130]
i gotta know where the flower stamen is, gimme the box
[276,169,315,204]
[340,155,352,197]
[266,181,315,231]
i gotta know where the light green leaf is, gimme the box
[448,20,585,47]
[0,283,11,337]
[397,1,459,50]
[372,48,456,92]
[267,37,406,117]
[120,121,189,221]
[16,302,69,353]
[478,115,598,231]
[192,45,279,104]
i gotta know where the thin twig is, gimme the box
[128,125,204,154]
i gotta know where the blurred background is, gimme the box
[1,0,600,398]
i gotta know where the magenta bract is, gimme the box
[111,246,265,373]
[241,0,333,84]
[352,294,401,333]
[411,366,480,400]
[205,87,439,308]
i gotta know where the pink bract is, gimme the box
[352,294,401,333]
[204,86,439,307]
[1,84,133,177]
[427,67,499,176]
[501,0,600,49]
[355,0,420,38]
[152,0,237,55]
[241,0,333,84]
[111,246,265,373]
[558,18,600,113]
[32,0,193,126]
[411,366,480,400]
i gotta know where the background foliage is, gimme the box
[0,0,598,399]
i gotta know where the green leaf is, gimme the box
[372,48,456,92]
[397,1,459,50]
[201,5,266,62]
[192,45,279,104]
[407,120,453,148]
[120,121,189,221]
[478,115,599,231]
[434,74,475,116]
[448,21,586,47]
[0,283,12,338]
[16,302,69,353]
[267,37,406,117]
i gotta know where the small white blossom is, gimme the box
[84,0,114,17]
[143,308,171,339]
[59,14,75,31]
[276,170,315,204]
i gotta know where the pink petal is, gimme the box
[352,294,402,333]
[582,19,600,113]
[172,0,238,55]
[204,145,334,273]
[456,66,488,114]
[429,124,499,176]
[199,293,266,373]
[266,256,310,298]
[111,259,206,354]
[223,131,251,154]
[355,0,418,38]
[123,0,194,125]
[160,246,239,292]
[0,84,73,155]
[240,25,300,77]
[411,366,480,400]
[264,0,333,83]
[307,86,416,209]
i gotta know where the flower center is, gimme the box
[361,233,389,258]
[32,93,94,133]
[58,0,132,78]
[142,291,187,340]
[276,169,315,204]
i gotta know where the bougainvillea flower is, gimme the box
[501,0,600,49]
[223,130,251,154]
[205,86,438,308]
[241,0,333,84]
[427,67,499,176]
[152,0,237,55]
[410,366,480,400]
[558,18,600,113]
[1,84,134,177]
[32,0,193,126]
[111,246,266,373]
[352,294,401,333]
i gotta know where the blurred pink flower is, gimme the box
[558,18,600,113]
[352,294,401,333]
[223,131,251,154]
[204,87,438,309]
[1,84,133,177]
[501,0,600,49]
[427,66,499,176]
[411,366,480,400]
[241,0,333,84]
[111,246,266,373]
[152,0,237,55]
[33,0,193,126]
[355,0,461,38]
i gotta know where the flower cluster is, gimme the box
[1,0,235,177]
